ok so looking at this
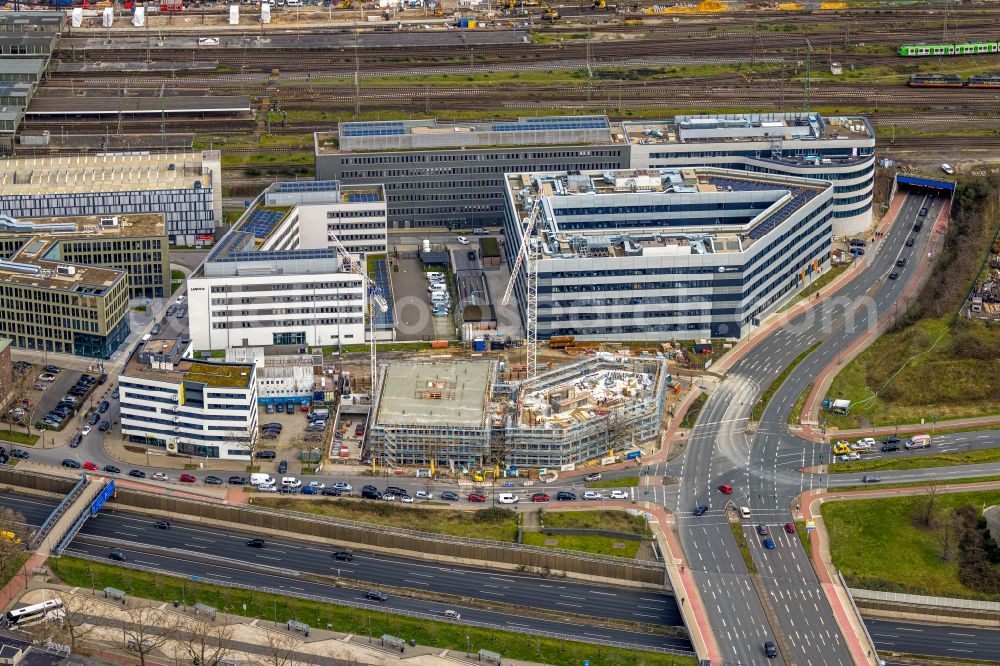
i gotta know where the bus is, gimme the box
[4,599,64,628]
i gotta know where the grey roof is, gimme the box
[26,95,251,116]
[377,361,493,427]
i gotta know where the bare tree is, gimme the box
[0,507,30,576]
[600,407,634,455]
[915,482,940,529]
[261,628,298,666]
[121,605,177,666]
[55,594,101,650]
[940,518,956,562]
[180,617,235,666]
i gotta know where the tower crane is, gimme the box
[501,200,542,378]
[328,234,388,394]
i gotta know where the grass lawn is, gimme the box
[542,510,652,537]
[252,498,519,542]
[681,393,708,430]
[521,532,641,558]
[794,520,811,552]
[0,430,39,446]
[1,553,27,588]
[835,475,1000,492]
[822,489,1000,599]
[829,446,1000,474]
[779,264,848,312]
[787,382,813,425]
[170,269,185,295]
[752,341,822,421]
[48,557,692,666]
[729,523,757,575]
[587,476,639,488]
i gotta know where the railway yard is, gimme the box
[10,2,1000,198]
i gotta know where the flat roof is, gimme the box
[320,115,613,154]
[617,112,873,146]
[125,340,254,388]
[0,33,56,48]
[0,213,165,242]
[0,253,123,294]
[1,58,45,75]
[26,95,251,117]
[376,361,493,427]
[0,151,219,196]
[0,106,22,121]
[0,12,66,30]
[263,180,384,207]
[0,81,32,98]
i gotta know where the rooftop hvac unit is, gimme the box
[229,5,239,24]
[56,265,76,276]
[71,7,83,27]
[132,7,145,26]
[100,216,119,227]
[102,7,114,28]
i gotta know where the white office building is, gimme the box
[622,113,875,236]
[226,348,316,406]
[503,167,835,341]
[119,338,259,460]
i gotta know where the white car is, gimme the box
[415,490,433,500]
[257,484,277,493]
[497,493,519,504]
[400,495,414,504]
[841,453,862,462]
[849,440,871,452]
[38,373,56,382]
[152,472,169,481]
[307,481,326,490]
[332,482,353,492]
[81,426,91,437]
[941,163,955,175]
[456,236,470,245]
[609,490,629,500]
[382,493,396,501]
[281,476,302,488]
[583,490,603,501]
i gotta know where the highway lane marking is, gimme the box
[480,591,505,596]
[896,627,924,632]
[560,595,585,601]
[632,612,659,618]
[948,632,976,637]
[556,602,581,608]
[114,532,138,537]
[639,597,667,602]
[188,536,214,542]
[951,641,979,646]
[257,555,282,561]
[407,572,434,578]
[403,579,430,586]
[948,649,975,653]
[185,544,207,549]
[636,605,663,611]
[590,591,616,596]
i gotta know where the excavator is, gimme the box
[542,3,559,20]
[338,0,352,8]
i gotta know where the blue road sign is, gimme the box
[89,479,115,517]
[626,450,642,461]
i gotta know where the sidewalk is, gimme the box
[833,414,1000,438]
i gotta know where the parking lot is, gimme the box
[255,405,329,474]
[391,257,442,341]
[31,367,108,437]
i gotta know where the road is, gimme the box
[867,618,1000,662]
[828,461,1000,487]
[0,494,692,653]
[676,189,946,665]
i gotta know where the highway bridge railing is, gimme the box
[8,468,84,551]
[64,550,697,658]
[109,489,665,587]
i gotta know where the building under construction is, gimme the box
[366,355,669,470]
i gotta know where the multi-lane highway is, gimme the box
[676,188,946,665]
[868,618,1000,662]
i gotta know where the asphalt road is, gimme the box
[676,189,946,665]
[867,618,1000,662]
[828,461,1000,487]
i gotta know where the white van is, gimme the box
[497,493,518,504]
[286,0,302,5]
[250,473,274,487]
[739,506,752,519]
[281,476,302,488]
[906,434,931,449]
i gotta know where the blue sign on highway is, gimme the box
[626,451,642,461]
[90,479,115,517]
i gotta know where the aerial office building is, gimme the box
[502,166,835,341]
[623,113,875,235]
[0,152,222,245]
[120,337,259,460]
[314,116,629,229]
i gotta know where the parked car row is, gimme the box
[426,271,450,318]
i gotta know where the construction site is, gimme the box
[365,354,670,471]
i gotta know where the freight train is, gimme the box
[899,41,1000,56]
[908,73,1000,87]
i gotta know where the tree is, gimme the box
[58,594,99,650]
[121,604,177,666]
[261,628,298,666]
[600,407,634,455]
[0,507,30,575]
[180,616,235,666]
[940,518,956,563]
[915,482,939,529]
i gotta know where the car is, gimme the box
[307,481,326,490]
[11,449,29,459]
[718,484,733,494]
[44,365,61,374]
[228,476,246,485]
[204,476,223,485]
[322,487,343,496]
[333,551,353,561]
[756,524,769,536]
[881,442,899,453]
[841,452,861,461]
[98,401,110,413]
[365,590,388,602]
[582,490,602,501]
[862,474,881,483]
[762,537,776,550]
[497,493,518,504]
[166,305,177,317]
[415,490,433,500]
[467,250,477,261]
[456,236,470,245]
[400,495,414,503]
[275,403,285,413]
[265,404,275,414]
[584,472,602,482]
[556,491,577,501]
[441,491,459,501]
[385,486,407,496]
[896,257,907,268]
[176,295,186,305]
[98,373,108,384]
[38,373,56,382]
[256,450,276,459]
[261,423,282,431]
[279,486,298,495]
[381,493,395,501]
[62,459,81,469]
[247,538,266,548]
[467,493,486,502]
[83,462,99,471]
[151,324,161,335]
[98,421,110,432]
[87,414,100,426]
[913,222,922,232]
[693,505,709,516]
[109,551,127,562]
[81,425,92,436]
[257,485,278,493]
[301,486,318,495]
[530,492,550,502]
[152,472,168,481]
[277,461,288,474]
[155,520,170,530]
[941,163,955,175]
[881,436,901,445]
[919,207,928,217]
[128,469,146,478]
[764,640,778,658]
[179,473,196,483]
[888,272,899,280]
[905,237,915,247]
[332,482,352,492]
[785,522,795,534]
[104,465,120,474]
[609,489,629,500]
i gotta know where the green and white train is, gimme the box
[899,41,1000,56]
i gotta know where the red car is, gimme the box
[530,493,550,502]
[718,484,733,494]
[179,473,196,483]
[784,522,796,534]
[82,462,98,471]
[467,493,486,502]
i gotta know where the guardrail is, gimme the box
[65,551,696,658]
[29,474,87,550]
[52,480,106,557]
[840,572,883,666]
[850,586,1000,613]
